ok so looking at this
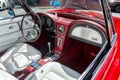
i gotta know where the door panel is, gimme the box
[0,16,32,52]
[0,23,20,35]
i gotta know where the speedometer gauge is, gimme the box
[39,16,45,26]
[46,17,53,27]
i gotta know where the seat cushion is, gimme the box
[0,43,42,74]
[0,69,18,80]
[25,62,80,80]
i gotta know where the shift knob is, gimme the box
[48,42,51,53]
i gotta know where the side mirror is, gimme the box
[8,9,14,16]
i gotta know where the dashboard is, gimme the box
[37,12,106,54]
[69,23,106,47]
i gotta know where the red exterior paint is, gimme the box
[94,17,120,80]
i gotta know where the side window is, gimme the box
[12,0,26,16]
[0,10,12,20]
[0,0,26,20]
[0,0,13,20]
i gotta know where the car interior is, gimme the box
[0,0,107,80]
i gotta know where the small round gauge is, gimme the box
[39,16,45,26]
[46,17,53,27]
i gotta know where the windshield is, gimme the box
[63,0,102,11]
[28,0,114,44]
[28,0,102,11]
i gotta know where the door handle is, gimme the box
[9,26,14,29]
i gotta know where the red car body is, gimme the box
[17,0,120,79]
[0,0,120,80]
[36,0,120,79]
[94,16,120,80]
[36,5,120,80]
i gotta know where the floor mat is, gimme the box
[57,38,100,73]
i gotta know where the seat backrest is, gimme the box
[25,62,80,80]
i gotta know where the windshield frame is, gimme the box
[100,0,115,46]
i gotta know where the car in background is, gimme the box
[0,0,9,10]
[109,0,120,12]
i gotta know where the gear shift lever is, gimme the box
[46,42,54,57]
[47,42,59,60]
[48,42,51,53]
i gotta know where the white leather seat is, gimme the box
[0,63,6,71]
[25,62,80,80]
[0,43,42,74]
[0,69,18,80]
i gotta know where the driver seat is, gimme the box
[25,62,81,80]
[0,43,42,74]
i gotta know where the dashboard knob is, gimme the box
[58,26,65,33]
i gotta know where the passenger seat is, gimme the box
[25,62,80,80]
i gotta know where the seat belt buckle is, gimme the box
[30,61,41,69]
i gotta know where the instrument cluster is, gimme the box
[39,16,54,31]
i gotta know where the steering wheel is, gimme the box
[21,12,42,42]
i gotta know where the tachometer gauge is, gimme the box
[46,17,53,27]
